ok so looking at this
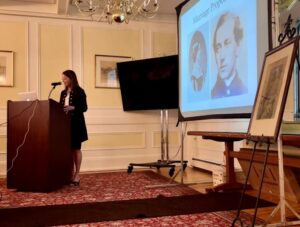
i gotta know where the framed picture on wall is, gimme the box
[247,36,299,143]
[95,55,132,88]
[0,51,14,87]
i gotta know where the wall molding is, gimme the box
[151,130,180,148]
[81,152,164,172]
[86,131,146,150]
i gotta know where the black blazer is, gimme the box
[60,86,88,143]
[211,73,247,98]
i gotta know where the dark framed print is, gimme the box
[95,55,131,88]
[248,36,299,142]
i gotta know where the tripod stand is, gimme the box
[127,109,188,176]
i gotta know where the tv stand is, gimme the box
[127,110,188,176]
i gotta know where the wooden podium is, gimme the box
[7,99,72,192]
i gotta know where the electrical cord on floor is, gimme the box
[167,122,188,182]
[6,100,38,174]
[170,121,188,161]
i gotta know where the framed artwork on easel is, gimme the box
[247,36,299,143]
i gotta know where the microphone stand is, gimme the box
[48,85,58,99]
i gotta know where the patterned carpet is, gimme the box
[0,171,267,226]
[0,171,198,208]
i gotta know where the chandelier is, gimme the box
[73,0,160,24]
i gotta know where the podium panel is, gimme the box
[7,99,72,192]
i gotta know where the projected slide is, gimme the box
[179,0,268,119]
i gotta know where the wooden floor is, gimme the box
[156,166,300,226]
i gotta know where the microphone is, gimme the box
[51,82,61,86]
[48,82,61,99]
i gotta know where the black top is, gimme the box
[211,73,247,98]
[60,86,88,145]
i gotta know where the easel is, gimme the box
[127,109,188,177]
[232,17,300,226]
[261,128,300,226]
[261,16,300,227]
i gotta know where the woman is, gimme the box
[60,70,88,186]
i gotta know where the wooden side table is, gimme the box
[187,131,247,192]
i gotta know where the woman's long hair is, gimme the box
[63,69,79,90]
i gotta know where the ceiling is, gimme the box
[0,0,185,21]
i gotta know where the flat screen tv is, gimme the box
[178,0,270,120]
[117,55,178,111]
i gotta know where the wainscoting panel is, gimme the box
[85,131,146,150]
[81,151,161,172]
[0,135,6,152]
[0,151,5,177]
[80,108,182,172]
[152,130,180,148]
[0,107,6,175]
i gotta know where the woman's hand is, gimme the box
[64,105,75,113]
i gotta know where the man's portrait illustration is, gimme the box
[211,12,247,98]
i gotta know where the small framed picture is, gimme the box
[0,51,14,87]
[95,55,131,88]
[248,37,299,143]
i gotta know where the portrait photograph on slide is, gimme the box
[248,37,299,142]
[187,24,209,102]
[210,11,247,99]
[179,0,269,119]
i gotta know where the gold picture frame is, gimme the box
[0,51,14,87]
[248,36,299,143]
[95,55,132,88]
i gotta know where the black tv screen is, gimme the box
[117,55,179,111]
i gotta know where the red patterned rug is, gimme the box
[0,171,198,208]
[0,171,270,226]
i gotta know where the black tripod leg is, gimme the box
[251,142,271,227]
[231,141,258,227]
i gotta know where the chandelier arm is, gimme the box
[74,0,159,23]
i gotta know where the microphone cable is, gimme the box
[0,100,38,128]
[0,100,39,203]
[170,121,188,161]
[6,100,39,174]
